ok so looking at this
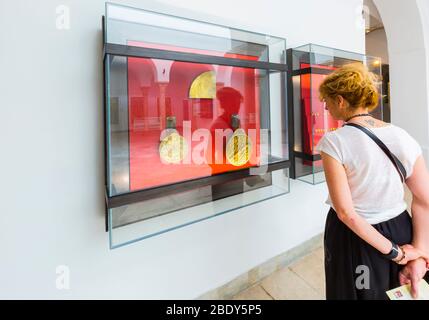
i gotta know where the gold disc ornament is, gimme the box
[226,129,252,166]
[188,71,216,99]
[159,132,188,164]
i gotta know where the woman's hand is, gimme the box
[399,258,429,299]
[394,244,429,266]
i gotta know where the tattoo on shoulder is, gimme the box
[364,119,376,126]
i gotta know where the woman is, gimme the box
[315,63,429,300]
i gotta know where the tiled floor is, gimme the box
[232,246,325,300]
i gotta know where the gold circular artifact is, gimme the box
[159,132,188,164]
[189,71,216,99]
[226,129,252,166]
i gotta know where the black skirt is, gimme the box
[324,207,414,300]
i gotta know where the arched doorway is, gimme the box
[364,0,390,122]
[370,0,429,162]
[367,0,429,207]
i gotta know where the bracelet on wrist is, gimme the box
[382,241,401,261]
[396,247,406,263]
[392,247,406,263]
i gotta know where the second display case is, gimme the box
[287,44,384,185]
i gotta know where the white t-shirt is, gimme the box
[315,124,422,224]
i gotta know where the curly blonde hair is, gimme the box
[319,63,379,111]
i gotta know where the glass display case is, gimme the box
[103,3,290,248]
[287,44,383,185]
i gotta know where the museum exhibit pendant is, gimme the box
[226,114,252,166]
[188,71,216,99]
[159,116,188,164]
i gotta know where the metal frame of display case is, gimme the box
[287,44,384,183]
[106,156,290,209]
[102,4,291,246]
[105,43,288,71]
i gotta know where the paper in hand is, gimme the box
[386,279,429,300]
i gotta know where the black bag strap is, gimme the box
[344,123,407,183]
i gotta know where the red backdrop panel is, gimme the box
[127,41,261,191]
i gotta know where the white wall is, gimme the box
[417,0,429,132]
[0,0,364,299]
